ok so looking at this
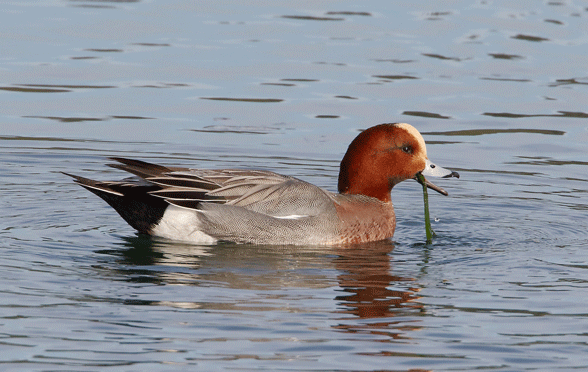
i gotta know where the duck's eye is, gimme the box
[402,145,413,154]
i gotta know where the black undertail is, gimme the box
[64,173,168,234]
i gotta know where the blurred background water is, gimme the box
[1,0,588,371]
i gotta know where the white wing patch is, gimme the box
[273,214,308,220]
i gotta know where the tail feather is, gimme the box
[62,172,124,196]
[64,172,168,234]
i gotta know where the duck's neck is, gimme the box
[337,158,394,203]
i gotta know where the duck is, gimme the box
[65,123,459,245]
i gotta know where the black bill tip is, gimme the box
[443,171,460,179]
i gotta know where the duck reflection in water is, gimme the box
[99,235,423,336]
[334,240,422,320]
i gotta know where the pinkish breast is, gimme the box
[333,195,396,244]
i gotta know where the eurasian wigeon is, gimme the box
[65,123,458,245]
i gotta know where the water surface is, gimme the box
[1,0,588,371]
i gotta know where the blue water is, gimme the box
[1,0,588,371]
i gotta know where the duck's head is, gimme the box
[338,123,459,202]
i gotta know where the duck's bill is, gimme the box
[416,159,460,196]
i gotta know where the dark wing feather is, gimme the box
[107,157,172,179]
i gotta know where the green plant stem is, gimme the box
[417,173,434,244]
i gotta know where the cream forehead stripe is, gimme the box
[394,123,427,157]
